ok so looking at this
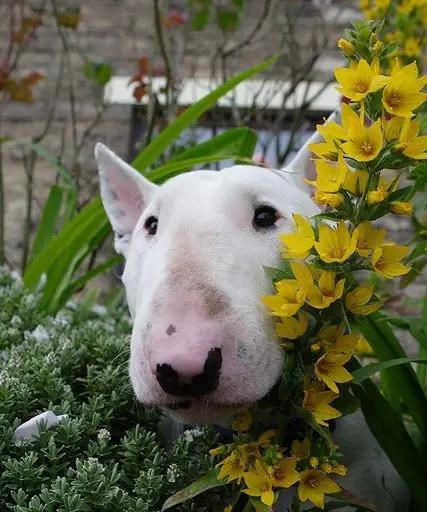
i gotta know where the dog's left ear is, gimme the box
[95,143,158,256]
[283,111,337,191]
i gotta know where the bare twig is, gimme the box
[223,0,273,59]
[154,0,173,117]
[0,116,4,265]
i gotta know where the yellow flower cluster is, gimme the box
[213,422,346,509]
[359,1,427,64]
[209,28,423,512]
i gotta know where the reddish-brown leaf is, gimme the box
[133,84,147,103]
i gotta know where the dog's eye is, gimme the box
[144,216,158,235]
[253,206,278,229]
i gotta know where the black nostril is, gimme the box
[156,347,222,398]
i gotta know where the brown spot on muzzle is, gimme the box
[165,245,230,317]
[166,324,176,336]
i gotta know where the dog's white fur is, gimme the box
[95,135,407,511]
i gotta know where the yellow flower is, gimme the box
[217,450,246,483]
[291,438,311,460]
[367,177,395,205]
[239,442,261,466]
[383,62,427,117]
[302,386,342,426]
[298,469,340,509]
[342,117,383,162]
[323,330,361,355]
[231,410,252,432]
[321,462,332,474]
[345,284,381,316]
[334,58,389,101]
[276,312,309,340]
[404,37,422,58]
[355,336,374,356]
[317,323,359,354]
[280,214,315,259]
[262,279,306,318]
[337,38,355,56]
[310,457,320,469]
[314,221,357,263]
[314,191,344,208]
[395,118,427,160]
[390,201,413,215]
[257,430,277,446]
[309,104,353,158]
[315,353,353,393]
[371,243,411,278]
[305,271,346,310]
[224,506,233,512]
[268,456,300,488]
[343,169,369,196]
[354,221,387,257]
[209,445,227,457]
[383,116,405,141]
[332,464,348,476]
[306,153,348,193]
[243,460,275,507]
[290,262,345,310]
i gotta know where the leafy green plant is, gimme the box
[0,267,234,512]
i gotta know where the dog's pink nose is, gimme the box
[155,347,222,397]
[147,317,224,397]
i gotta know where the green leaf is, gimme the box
[24,198,104,290]
[351,363,427,507]
[355,313,427,441]
[147,155,255,184]
[168,127,257,164]
[30,185,64,261]
[62,254,123,302]
[352,358,427,384]
[192,8,210,30]
[132,56,276,172]
[161,469,226,511]
[217,8,239,32]
[27,143,75,191]
[83,60,113,86]
[249,498,271,512]
[331,387,360,416]
[292,406,333,447]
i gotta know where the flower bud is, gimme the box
[337,38,355,57]
[311,343,321,353]
[389,201,413,216]
[310,456,319,468]
[321,462,332,474]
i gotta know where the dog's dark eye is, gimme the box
[253,206,278,229]
[144,216,158,235]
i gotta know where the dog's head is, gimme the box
[95,137,319,424]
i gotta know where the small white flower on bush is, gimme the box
[29,325,50,343]
[10,315,22,327]
[45,352,57,365]
[166,463,180,483]
[23,294,36,307]
[92,304,107,316]
[182,427,205,443]
[97,428,111,441]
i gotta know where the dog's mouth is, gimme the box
[164,399,251,411]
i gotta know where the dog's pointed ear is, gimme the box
[282,111,338,191]
[95,143,158,257]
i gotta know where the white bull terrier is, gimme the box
[95,133,407,511]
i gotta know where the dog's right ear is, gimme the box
[95,143,158,257]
